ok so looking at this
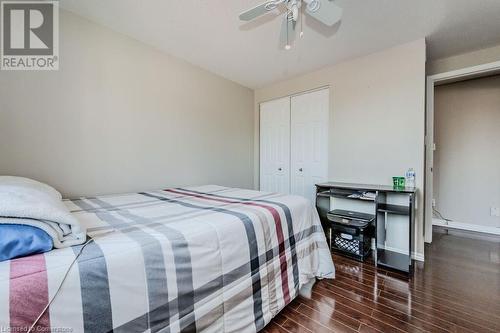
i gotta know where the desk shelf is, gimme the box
[377,249,411,273]
[377,204,409,215]
[316,182,416,276]
[316,190,376,202]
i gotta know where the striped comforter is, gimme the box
[0,185,335,333]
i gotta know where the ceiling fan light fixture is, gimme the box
[239,0,343,49]
[264,2,277,10]
[264,0,285,11]
[306,0,321,12]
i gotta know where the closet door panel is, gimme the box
[290,116,309,198]
[290,89,329,203]
[260,97,291,193]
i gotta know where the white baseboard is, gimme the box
[411,252,425,262]
[433,218,500,236]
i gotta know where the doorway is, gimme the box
[424,62,500,243]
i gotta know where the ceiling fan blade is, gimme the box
[239,2,275,21]
[280,15,296,48]
[305,0,343,26]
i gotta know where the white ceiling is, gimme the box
[60,0,500,88]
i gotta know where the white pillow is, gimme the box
[0,176,62,201]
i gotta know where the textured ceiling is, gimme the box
[61,0,500,88]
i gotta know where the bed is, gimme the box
[0,185,334,333]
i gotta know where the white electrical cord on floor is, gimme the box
[433,207,452,224]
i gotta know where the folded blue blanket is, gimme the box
[0,224,53,262]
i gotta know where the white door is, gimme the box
[290,88,329,203]
[260,97,291,194]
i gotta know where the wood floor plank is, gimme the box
[329,271,500,331]
[264,322,292,333]
[330,278,491,333]
[264,228,499,333]
[279,315,314,333]
[377,289,498,332]
[315,282,454,333]
[312,285,425,333]
[294,297,361,330]
[381,268,500,315]
[283,306,356,333]
[279,318,312,333]
[380,279,500,322]
[359,324,383,333]
[379,288,500,330]
[272,312,288,326]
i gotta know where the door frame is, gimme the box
[424,60,500,243]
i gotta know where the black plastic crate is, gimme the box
[326,210,374,262]
[331,229,372,261]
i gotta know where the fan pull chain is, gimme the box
[300,2,304,38]
[285,11,291,50]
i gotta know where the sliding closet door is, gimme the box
[290,88,329,203]
[260,97,291,193]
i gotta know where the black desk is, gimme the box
[316,182,416,275]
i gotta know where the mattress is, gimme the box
[0,185,335,333]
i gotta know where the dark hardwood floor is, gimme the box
[264,227,500,333]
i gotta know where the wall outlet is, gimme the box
[491,207,500,217]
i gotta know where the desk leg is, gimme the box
[329,227,332,250]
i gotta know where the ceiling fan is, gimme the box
[239,0,343,50]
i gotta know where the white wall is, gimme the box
[255,39,427,256]
[434,75,500,229]
[0,10,255,198]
